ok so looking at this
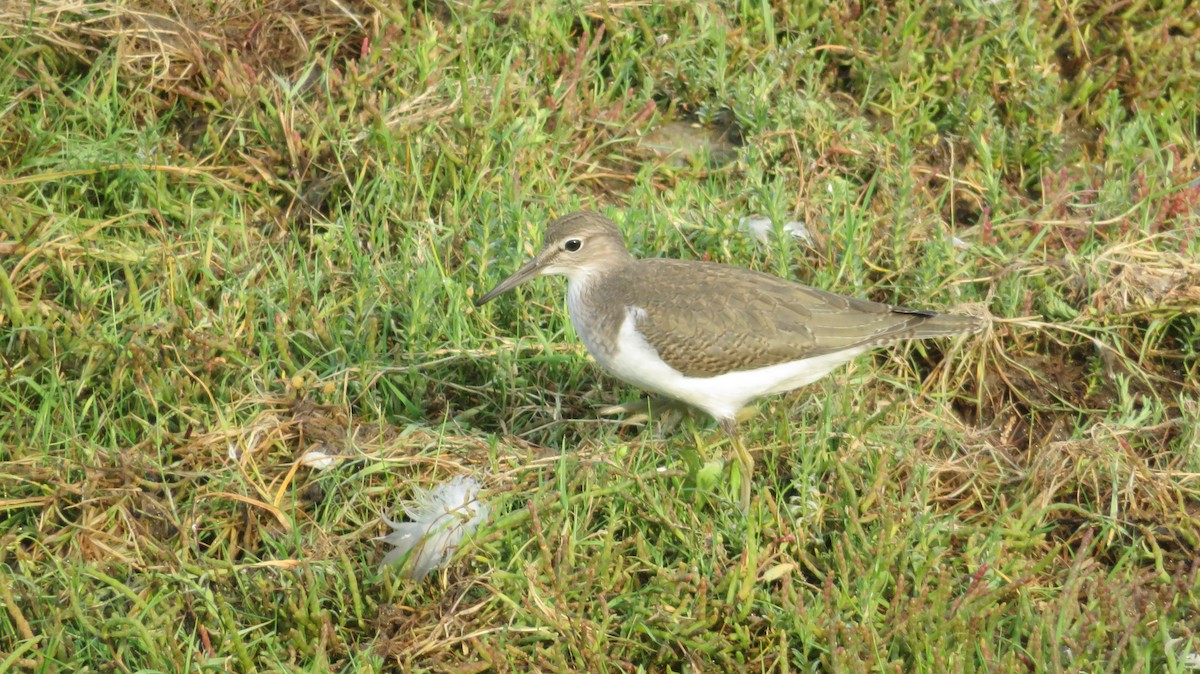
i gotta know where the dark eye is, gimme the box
[563,239,582,252]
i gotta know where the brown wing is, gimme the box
[611,258,977,377]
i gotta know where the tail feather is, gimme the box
[895,308,984,339]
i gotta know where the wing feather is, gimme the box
[606,259,975,377]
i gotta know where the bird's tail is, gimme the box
[898,309,984,338]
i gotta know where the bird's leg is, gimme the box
[720,418,754,513]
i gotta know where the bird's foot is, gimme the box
[598,397,689,435]
[597,398,654,423]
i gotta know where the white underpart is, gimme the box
[569,291,868,422]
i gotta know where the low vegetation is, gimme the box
[1,1,1198,671]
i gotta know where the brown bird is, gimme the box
[476,211,981,510]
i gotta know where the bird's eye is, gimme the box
[563,239,582,252]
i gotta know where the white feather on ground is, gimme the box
[376,475,490,578]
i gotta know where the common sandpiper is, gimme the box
[476,211,981,510]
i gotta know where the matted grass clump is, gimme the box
[1,0,1198,671]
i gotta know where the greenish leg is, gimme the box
[721,418,754,513]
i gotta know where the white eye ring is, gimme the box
[563,239,583,252]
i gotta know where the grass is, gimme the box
[1,0,1198,671]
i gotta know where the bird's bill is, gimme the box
[474,257,542,306]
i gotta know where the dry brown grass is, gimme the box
[1,0,368,95]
